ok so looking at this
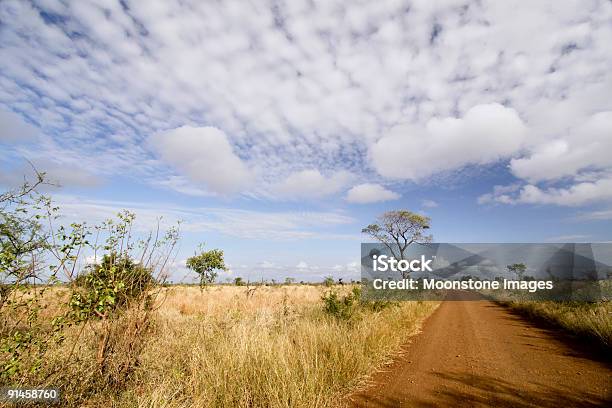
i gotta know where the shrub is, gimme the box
[321,287,360,320]
[322,286,396,320]
[71,253,155,321]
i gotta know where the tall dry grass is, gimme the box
[16,285,437,407]
[502,300,611,348]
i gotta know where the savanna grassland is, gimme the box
[491,281,612,348]
[3,284,438,407]
[0,175,438,407]
[500,299,612,348]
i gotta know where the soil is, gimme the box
[349,295,611,407]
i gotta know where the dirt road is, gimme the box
[350,296,611,407]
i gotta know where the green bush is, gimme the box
[186,247,226,288]
[322,286,396,320]
[71,253,154,320]
[321,287,360,320]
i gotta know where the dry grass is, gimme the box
[502,300,612,348]
[8,285,438,407]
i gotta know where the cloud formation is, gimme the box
[371,103,527,180]
[276,169,352,199]
[0,0,610,203]
[0,109,38,143]
[479,110,612,206]
[346,183,400,204]
[510,112,612,182]
[150,126,252,194]
[53,195,358,240]
[421,199,438,208]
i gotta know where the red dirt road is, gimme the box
[350,298,611,407]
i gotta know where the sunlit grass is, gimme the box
[14,285,438,407]
[503,300,611,348]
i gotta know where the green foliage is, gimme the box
[1,171,51,302]
[284,277,295,285]
[322,286,395,320]
[0,171,61,381]
[362,210,432,278]
[507,263,527,280]
[186,246,226,288]
[321,288,360,320]
[323,276,334,287]
[234,276,245,286]
[70,253,154,321]
[0,172,181,387]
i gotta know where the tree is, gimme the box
[1,169,50,295]
[72,252,155,312]
[507,263,527,280]
[234,276,245,286]
[186,246,226,289]
[284,277,295,285]
[362,210,432,262]
[0,171,56,380]
[1,167,182,386]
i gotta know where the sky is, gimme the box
[1,0,611,282]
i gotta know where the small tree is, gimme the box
[362,210,431,278]
[186,246,226,289]
[234,276,245,286]
[284,277,295,285]
[323,276,334,287]
[0,170,56,380]
[1,169,51,303]
[71,252,155,316]
[507,263,527,280]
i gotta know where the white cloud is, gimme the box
[510,111,612,183]
[1,0,611,203]
[258,261,278,269]
[371,104,527,180]
[519,179,612,206]
[480,177,612,206]
[545,234,590,242]
[346,183,400,204]
[332,261,360,274]
[0,159,101,189]
[51,195,359,240]
[421,199,438,208]
[0,109,38,142]
[149,126,252,194]
[478,111,612,206]
[150,175,215,197]
[276,169,352,199]
[478,184,522,205]
[576,208,612,221]
[236,260,359,282]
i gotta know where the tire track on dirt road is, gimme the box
[350,296,611,407]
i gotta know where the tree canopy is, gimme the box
[362,210,432,261]
[186,247,226,288]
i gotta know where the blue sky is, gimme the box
[1,0,611,282]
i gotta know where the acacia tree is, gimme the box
[507,263,527,280]
[362,210,432,263]
[186,245,226,289]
